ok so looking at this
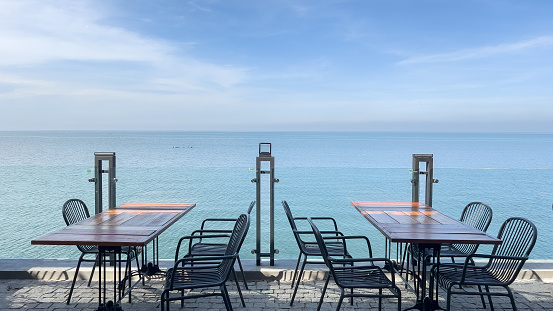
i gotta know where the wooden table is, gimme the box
[31,203,195,311]
[351,201,501,311]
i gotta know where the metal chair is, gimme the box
[62,199,140,305]
[174,201,254,290]
[282,200,351,305]
[439,202,493,261]
[161,214,250,311]
[406,202,493,295]
[432,217,537,311]
[308,217,402,311]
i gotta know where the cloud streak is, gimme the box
[398,35,553,65]
[0,0,248,93]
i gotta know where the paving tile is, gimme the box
[1,279,553,310]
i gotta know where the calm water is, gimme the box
[1,131,552,260]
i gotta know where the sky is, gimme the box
[0,0,552,132]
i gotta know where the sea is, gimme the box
[1,131,553,260]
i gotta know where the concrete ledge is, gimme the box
[1,258,553,282]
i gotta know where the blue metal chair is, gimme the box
[62,199,140,304]
[174,201,254,291]
[161,214,250,311]
[439,202,493,262]
[282,200,352,306]
[432,217,537,311]
[308,217,402,311]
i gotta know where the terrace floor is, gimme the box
[2,259,553,310]
[3,278,553,310]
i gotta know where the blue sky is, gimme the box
[1,0,552,132]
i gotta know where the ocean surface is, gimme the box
[1,131,553,260]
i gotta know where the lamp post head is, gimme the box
[259,143,271,157]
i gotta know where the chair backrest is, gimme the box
[62,199,90,226]
[452,202,493,255]
[460,202,493,232]
[219,214,250,277]
[246,201,255,215]
[282,200,313,253]
[488,217,537,284]
[62,199,95,252]
[282,200,298,231]
[307,217,333,268]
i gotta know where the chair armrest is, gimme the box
[329,257,396,283]
[190,229,233,236]
[200,218,238,230]
[294,216,339,231]
[330,257,390,264]
[175,234,232,260]
[294,230,344,236]
[322,235,373,257]
[460,253,528,269]
[466,253,528,261]
[175,254,236,266]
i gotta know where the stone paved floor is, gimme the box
[2,278,553,310]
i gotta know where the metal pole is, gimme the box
[93,157,103,215]
[89,152,117,214]
[411,154,438,207]
[269,156,276,266]
[425,156,434,206]
[108,154,116,210]
[251,143,279,266]
[255,157,262,265]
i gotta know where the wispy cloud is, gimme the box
[398,35,553,65]
[0,1,173,66]
[0,0,247,93]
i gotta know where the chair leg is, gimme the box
[88,254,98,287]
[316,274,331,311]
[378,288,383,311]
[396,286,402,311]
[477,285,487,308]
[485,285,494,311]
[290,259,307,306]
[67,253,86,304]
[446,285,453,311]
[236,256,249,290]
[221,284,233,311]
[126,254,132,303]
[291,253,302,289]
[134,247,142,280]
[506,286,518,311]
[336,288,345,311]
[232,268,246,307]
[160,290,166,311]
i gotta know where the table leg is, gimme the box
[403,244,444,311]
[96,246,124,311]
[140,238,163,277]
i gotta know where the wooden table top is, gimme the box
[351,201,501,245]
[31,203,195,247]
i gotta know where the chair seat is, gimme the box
[165,266,225,290]
[303,241,348,257]
[333,265,395,289]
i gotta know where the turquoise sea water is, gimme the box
[1,131,553,260]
